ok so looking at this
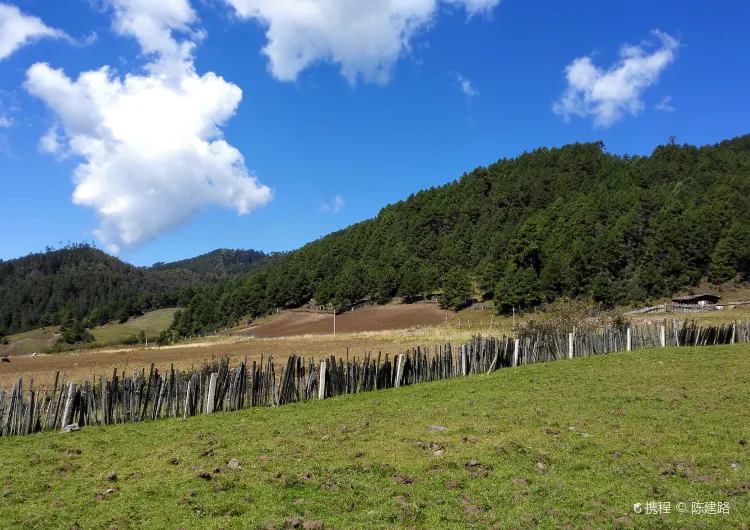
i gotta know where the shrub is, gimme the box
[517,298,629,335]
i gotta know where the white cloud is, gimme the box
[109,0,197,55]
[455,72,478,97]
[655,95,675,112]
[0,90,18,128]
[25,0,272,252]
[553,30,679,127]
[39,124,64,155]
[222,0,501,85]
[321,194,344,214]
[0,3,70,61]
[81,31,99,47]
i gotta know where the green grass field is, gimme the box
[1,345,748,529]
[0,309,179,356]
[92,308,179,343]
[0,326,61,356]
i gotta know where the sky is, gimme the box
[0,0,748,267]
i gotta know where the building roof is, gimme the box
[672,293,721,304]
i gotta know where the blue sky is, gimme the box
[0,0,748,267]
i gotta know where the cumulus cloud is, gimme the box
[25,0,272,252]
[454,73,478,97]
[223,0,501,84]
[0,3,70,61]
[321,194,344,214]
[655,95,675,112]
[553,30,679,127]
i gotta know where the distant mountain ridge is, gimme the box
[0,244,269,335]
[150,249,272,275]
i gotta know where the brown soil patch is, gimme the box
[0,334,447,387]
[0,304,455,387]
[245,303,448,337]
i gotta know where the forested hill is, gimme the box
[171,135,750,337]
[3,136,750,339]
[0,245,267,335]
[151,249,273,275]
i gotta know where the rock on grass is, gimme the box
[425,425,447,432]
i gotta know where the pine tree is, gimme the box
[708,238,736,284]
[494,266,540,314]
[439,268,472,309]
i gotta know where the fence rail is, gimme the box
[223,330,280,339]
[1,319,748,438]
[301,303,335,312]
[626,300,750,314]
[624,304,667,315]
[673,303,718,313]
[300,300,373,314]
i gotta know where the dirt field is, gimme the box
[244,303,450,336]
[0,304,460,388]
[0,333,456,388]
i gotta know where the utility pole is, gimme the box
[333,309,336,336]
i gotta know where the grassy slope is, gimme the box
[92,308,179,343]
[0,326,61,356]
[0,309,179,357]
[1,346,749,529]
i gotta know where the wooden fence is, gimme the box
[673,303,718,313]
[626,300,750,315]
[301,303,335,312]
[624,304,667,315]
[1,319,748,438]
[300,300,372,314]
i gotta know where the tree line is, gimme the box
[0,244,270,336]
[170,135,750,337]
[3,135,749,342]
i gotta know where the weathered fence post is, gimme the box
[206,373,218,414]
[513,339,519,367]
[61,382,77,430]
[395,354,406,387]
[461,346,468,376]
[626,328,632,351]
[318,361,327,399]
[660,325,666,348]
[184,380,192,418]
[568,332,574,359]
